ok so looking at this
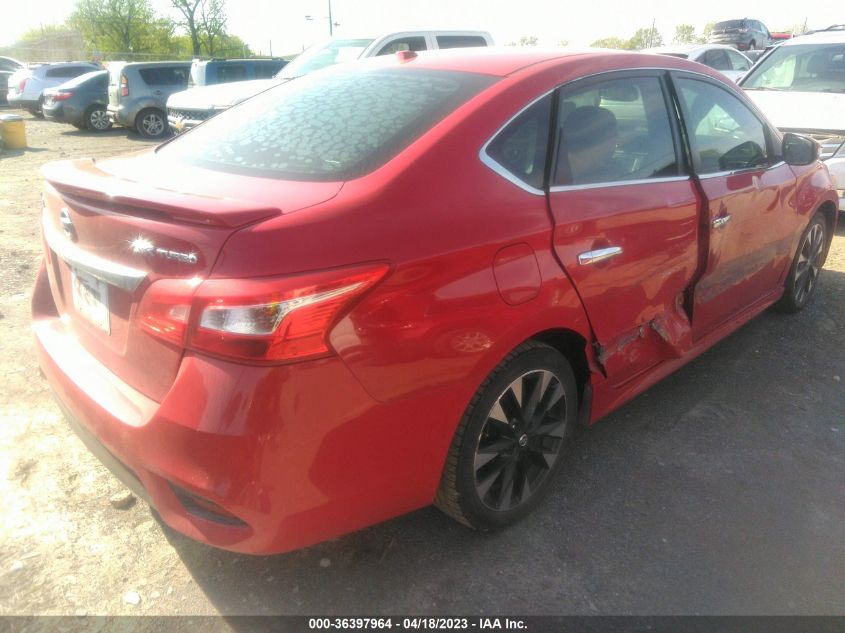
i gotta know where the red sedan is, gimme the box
[33,49,838,554]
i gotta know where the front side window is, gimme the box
[484,94,552,190]
[703,49,732,71]
[553,76,679,186]
[741,43,845,93]
[677,78,770,173]
[376,37,428,55]
[726,50,751,72]
[161,67,496,181]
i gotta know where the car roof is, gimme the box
[782,30,845,45]
[647,43,743,55]
[355,47,719,78]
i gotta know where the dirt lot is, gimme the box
[1,112,844,621]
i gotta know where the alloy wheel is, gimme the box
[89,108,110,130]
[141,112,164,137]
[473,369,567,511]
[794,222,825,305]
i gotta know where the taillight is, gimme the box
[52,92,74,101]
[138,263,389,363]
[120,73,129,97]
[18,78,26,92]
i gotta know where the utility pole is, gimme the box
[328,0,333,36]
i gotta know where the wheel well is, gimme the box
[817,201,838,258]
[531,329,590,400]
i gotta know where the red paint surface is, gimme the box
[32,50,839,553]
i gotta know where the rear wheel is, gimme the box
[135,108,167,138]
[85,105,112,131]
[435,341,578,529]
[773,213,827,313]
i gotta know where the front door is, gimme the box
[673,74,799,338]
[547,72,700,385]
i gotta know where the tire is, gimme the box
[435,341,578,530]
[135,108,167,138]
[85,105,112,131]
[773,212,827,313]
[32,96,45,118]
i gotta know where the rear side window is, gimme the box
[437,35,488,49]
[139,67,189,86]
[677,78,770,173]
[46,66,91,78]
[553,76,680,186]
[161,67,496,181]
[217,65,247,83]
[255,62,284,79]
[726,50,751,72]
[484,95,552,190]
[716,20,745,30]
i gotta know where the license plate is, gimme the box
[71,268,110,334]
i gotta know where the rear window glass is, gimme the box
[61,70,106,88]
[715,20,746,30]
[217,65,247,83]
[139,66,189,86]
[160,67,495,181]
[436,35,489,49]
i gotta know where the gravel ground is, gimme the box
[1,112,843,622]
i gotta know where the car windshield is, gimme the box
[277,38,375,79]
[741,43,845,92]
[160,66,496,181]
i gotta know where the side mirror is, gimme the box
[782,133,819,166]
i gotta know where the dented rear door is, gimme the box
[547,71,700,385]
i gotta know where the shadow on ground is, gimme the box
[158,267,845,619]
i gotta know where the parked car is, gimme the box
[0,56,25,73]
[42,70,111,131]
[107,61,190,138]
[167,30,494,133]
[646,44,752,82]
[710,18,772,51]
[740,28,845,211]
[6,61,100,115]
[34,50,837,554]
[188,58,288,88]
[0,71,12,106]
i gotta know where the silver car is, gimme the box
[107,61,190,138]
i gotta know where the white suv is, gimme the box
[167,30,494,133]
[740,27,845,210]
[7,61,100,115]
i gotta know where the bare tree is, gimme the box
[170,0,202,55]
[198,0,226,56]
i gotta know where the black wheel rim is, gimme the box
[473,370,567,511]
[794,223,825,305]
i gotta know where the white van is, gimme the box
[167,30,494,133]
[740,27,845,210]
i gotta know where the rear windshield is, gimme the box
[61,70,107,88]
[160,66,496,181]
[741,43,845,92]
[715,20,746,30]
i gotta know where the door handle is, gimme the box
[712,215,732,229]
[578,246,623,266]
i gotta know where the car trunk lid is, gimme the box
[40,156,342,401]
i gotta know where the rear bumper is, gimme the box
[31,262,442,554]
[107,103,135,128]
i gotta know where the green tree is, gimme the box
[628,26,663,50]
[696,22,715,43]
[673,24,696,44]
[558,39,569,47]
[518,35,538,46]
[590,36,629,49]
[70,0,158,57]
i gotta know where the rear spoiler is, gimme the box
[42,159,280,229]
